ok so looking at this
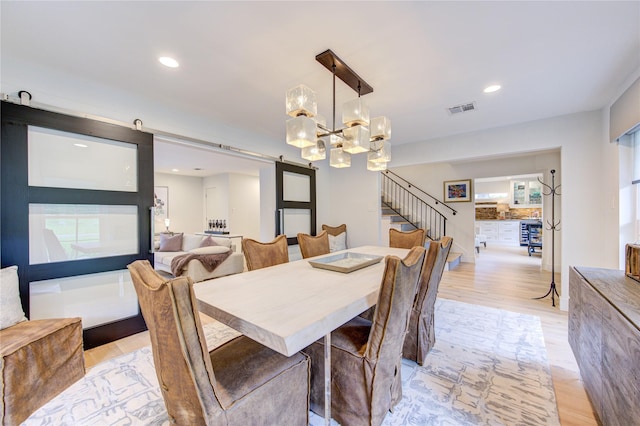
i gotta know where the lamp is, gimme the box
[164,218,171,233]
[286,49,391,170]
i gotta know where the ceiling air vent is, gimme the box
[448,101,477,115]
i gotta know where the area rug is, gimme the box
[24,299,559,426]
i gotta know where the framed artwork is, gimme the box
[444,179,472,203]
[154,186,168,233]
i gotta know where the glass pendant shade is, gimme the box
[330,147,351,168]
[342,98,369,127]
[286,84,317,118]
[329,132,344,147]
[367,160,387,171]
[368,140,391,163]
[286,116,317,148]
[342,125,370,154]
[301,139,326,161]
[314,114,327,136]
[370,116,391,140]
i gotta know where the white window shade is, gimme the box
[610,76,640,143]
[634,129,640,184]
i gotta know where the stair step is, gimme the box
[446,252,462,271]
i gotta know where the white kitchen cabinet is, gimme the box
[476,220,520,246]
[510,179,542,207]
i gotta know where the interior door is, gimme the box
[275,162,316,245]
[1,101,153,349]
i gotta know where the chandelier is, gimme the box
[285,49,391,171]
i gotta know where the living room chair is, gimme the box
[127,260,310,425]
[304,246,426,426]
[241,234,290,271]
[0,266,85,425]
[297,231,330,259]
[403,236,453,365]
[321,223,348,251]
[389,228,426,249]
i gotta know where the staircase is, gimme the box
[380,170,462,269]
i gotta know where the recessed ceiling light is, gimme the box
[171,168,179,172]
[74,143,88,148]
[159,56,179,68]
[483,85,501,93]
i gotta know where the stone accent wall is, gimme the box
[475,206,542,220]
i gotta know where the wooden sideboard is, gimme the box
[568,267,640,425]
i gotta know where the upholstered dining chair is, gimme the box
[389,228,426,249]
[304,246,426,426]
[297,231,330,259]
[127,260,310,425]
[403,236,453,365]
[242,234,289,271]
[322,223,347,251]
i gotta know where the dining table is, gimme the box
[193,244,409,426]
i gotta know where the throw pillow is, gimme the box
[158,233,184,252]
[189,246,230,255]
[199,236,220,248]
[1,265,27,330]
[328,232,347,252]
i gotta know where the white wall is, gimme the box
[393,151,561,270]
[157,171,260,239]
[203,174,230,229]
[390,111,602,310]
[154,173,204,234]
[228,173,260,240]
[322,153,381,249]
[475,180,510,197]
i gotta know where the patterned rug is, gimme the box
[24,299,559,426]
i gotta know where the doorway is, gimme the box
[474,174,543,265]
[154,137,270,240]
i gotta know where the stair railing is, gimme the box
[381,171,455,241]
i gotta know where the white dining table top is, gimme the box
[194,245,409,356]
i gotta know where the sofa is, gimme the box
[154,233,244,282]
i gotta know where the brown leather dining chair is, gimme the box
[403,236,453,365]
[322,223,347,251]
[241,234,289,271]
[304,246,426,426]
[127,260,310,425]
[321,223,347,237]
[389,228,426,249]
[297,231,330,259]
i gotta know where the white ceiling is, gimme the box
[1,1,639,176]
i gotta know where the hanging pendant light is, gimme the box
[330,146,351,168]
[342,125,370,154]
[302,139,327,161]
[285,49,391,171]
[368,139,391,163]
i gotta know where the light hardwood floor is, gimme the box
[85,243,598,425]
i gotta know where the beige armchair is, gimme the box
[304,246,426,426]
[127,260,310,425]
[403,236,453,365]
[242,234,289,271]
[297,231,330,259]
[389,228,426,249]
[1,265,85,425]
